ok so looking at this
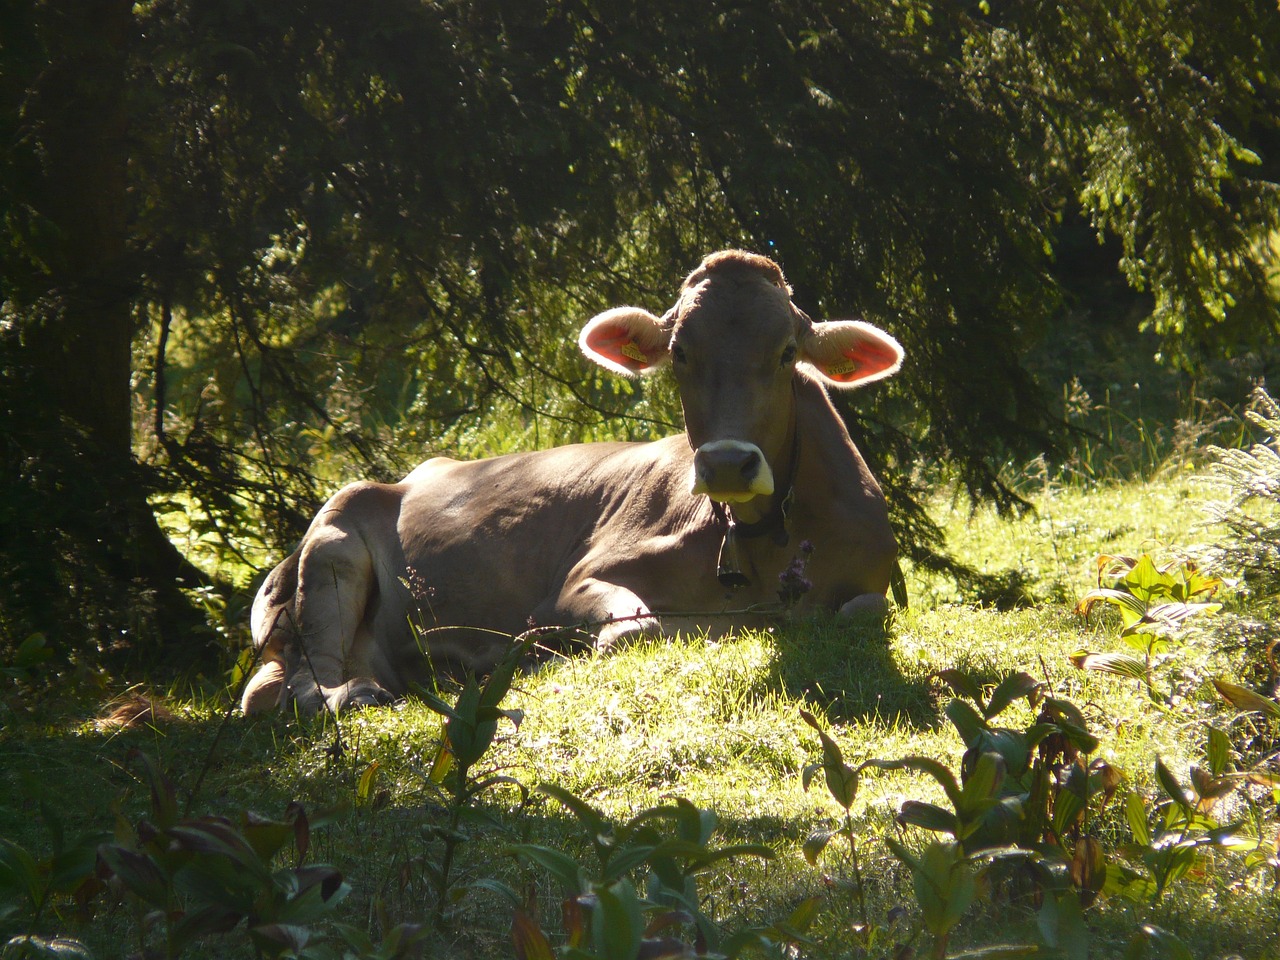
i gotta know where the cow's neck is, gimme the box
[711,398,799,588]
[731,386,799,530]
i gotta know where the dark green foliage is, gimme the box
[5,0,1278,664]
[807,664,1269,959]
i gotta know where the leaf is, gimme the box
[984,672,1042,719]
[592,879,644,960]
[128,750,178,830]
[861,756,962,808]
[1070,835,1107,907]
[241,811,292,863]
[1125,792,1151,847]
[945,698,987,749]
[957,752,1005,821]
[249,923,312,954]
[1121,555,1167,604]
[913,841,975,937]
[802,828,836,866]
[507,844,584,895]
[512,908,556,960]
[935,668,985,705]
[896,801,959,836]
[1206,726,1232,777]
[1069,651,1149,681]
[96,844,170,909]
[0,837,41,900]
[1154,758,1191,812]
[13,632,53,669]
[356,761,381,803]
[538,783,610,839]
[800,709,858,809]
[1212,679,1280,720]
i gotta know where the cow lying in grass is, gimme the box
[242,250,903,714]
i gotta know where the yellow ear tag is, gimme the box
[825,357,858,377]
[620,341,648,364]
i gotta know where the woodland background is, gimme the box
[1,0,1278,676]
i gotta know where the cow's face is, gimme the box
[579,251,903,506]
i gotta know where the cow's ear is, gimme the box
[799,320,903,388]
[579,307,671,377]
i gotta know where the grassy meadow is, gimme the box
[3,414,1279,959]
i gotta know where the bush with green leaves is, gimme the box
[505,787,780,960]
[800,660,1276,960]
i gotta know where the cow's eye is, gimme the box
[780,343,798,366]
[671,342,687,364]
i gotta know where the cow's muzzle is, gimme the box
[691,440,775,503]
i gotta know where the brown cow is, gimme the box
[241,250,903,715]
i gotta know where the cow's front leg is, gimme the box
[550,577,662,652]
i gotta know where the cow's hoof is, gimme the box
[324,679,398,714]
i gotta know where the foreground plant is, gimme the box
[413,638,532,930]
[506,787,777,959]
[1072,553,1223,705]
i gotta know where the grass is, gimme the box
[3,463,1278,958]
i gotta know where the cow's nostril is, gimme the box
[740,450,761,478]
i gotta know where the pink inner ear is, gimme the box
[825,338,901,383]
[584,322,649,371]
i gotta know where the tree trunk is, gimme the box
[0,0,212,668]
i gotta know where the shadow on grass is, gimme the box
[767,612,935,727]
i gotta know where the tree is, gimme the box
[2,0,1276,672]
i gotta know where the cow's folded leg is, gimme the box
[838,593,889,618]
[553,578,661,653]
[283,674,397,715]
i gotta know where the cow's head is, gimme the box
[579,250,902,511]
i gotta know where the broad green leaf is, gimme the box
[935,668,985,705]
[945,698,987,748]
[1125,792,1151,846]
[984,672,1042,719]
[1038,888,1088,960]
[356,761,380,804]
[897,801,958,836]
[802,829,836,866]
[507,844,584,894]
[129,750,178,830]
[957,752,1005,821]
[861,756,962,808]
[1122,554,1166,604]
[96,844,171,909]
[800,709,858,809]
[241,812,293,863]
[976,728,1032,778]
[914,841,975,937]
[537,783,609,838]
[1206,726,1231,777]
[592,879,644,960]
[0,838,40,905]
[1051,782,1085,840]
